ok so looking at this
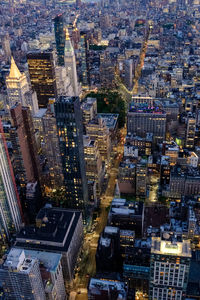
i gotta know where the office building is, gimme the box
[149,234,191,300]
[185,114,196,149]
[0,120,22,240]
[24,90,39,116]
[41,104,64,190]
[123,246,150,294]
[15,206,84,281]
[27,52,57,108]
[11,104,41,182]
[10,103,42,218]
[86,117,111,164]
[6,57,29,109]
[136,161,147,198]
[98,113,119,141]
[81,97,97,131]
[124,59,133,90]
[100,54,115,89]
[55,65,74,97]
[108,198,144,237]
[127,104,166,145]
[0,249,46,300]
[124,133,152,157]
[170,166,200,198]
[55,96,88,217]
[10,103,36,184]
[26,182,41,223]
[83,135,104,197]
[54,14,65,66]
[12,248,66,300]
[64,29,79,96]
[79,32,89,86]
[118,160,136,195]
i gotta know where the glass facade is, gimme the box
[55,96,89,220]
[54,14,65,66]
[27,52,57,108]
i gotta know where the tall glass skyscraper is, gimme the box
[0,120,22,241]
[27,52,57,108]
[54,14,65,66]
[55,96,89,220]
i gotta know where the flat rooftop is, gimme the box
[15,207,82,253]
[98,113,119,130]
[129,104,166,114]
[151,236,191,257]
[89,278,126,294]
[3,249,37,274]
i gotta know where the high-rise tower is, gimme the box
[64,29,79,96]
[27,52,57,108]
[54,14,65,66]
[55,96,88,220]
[0,120,22,240]
[6,57,29,109]
[10,104,42,221]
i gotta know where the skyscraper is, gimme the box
[10,103,36,184]
[124,59,133,90]
[54,14,65,66]
[10,103,41,184]
[27,52,57,108]
[86,117,111,164]
[149,234,191,300]
[0,120,22,240]
[185,114,196,149]
[10,104,42,220]
[79,32,89,86]
[64,29,79,96]
[41,103,64,190]
[6,57,29,109]
[55,96,88,218]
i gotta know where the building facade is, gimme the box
[27,52,57,108]
[0,249,46,300]
[0,120,22,240]
[54,14,65,66]
[6,57,30,109]
[64,29,79,96]
[55,96,89,218]
[149,235,191,300]
[127,105,166,145]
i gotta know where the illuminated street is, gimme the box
[148,175,160,203]
[71,128,126,299]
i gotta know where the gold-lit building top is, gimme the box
[7,57,22,79]
[65,27,70,41]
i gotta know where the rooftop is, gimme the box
[15,207,82,253]
[151,236,191,257]
[3,249,37,274]
[129,104,166,114]
[98,113,119,130]
[89,278,127,295]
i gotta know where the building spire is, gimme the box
[65,27,70,40]
[8,56,22,79]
